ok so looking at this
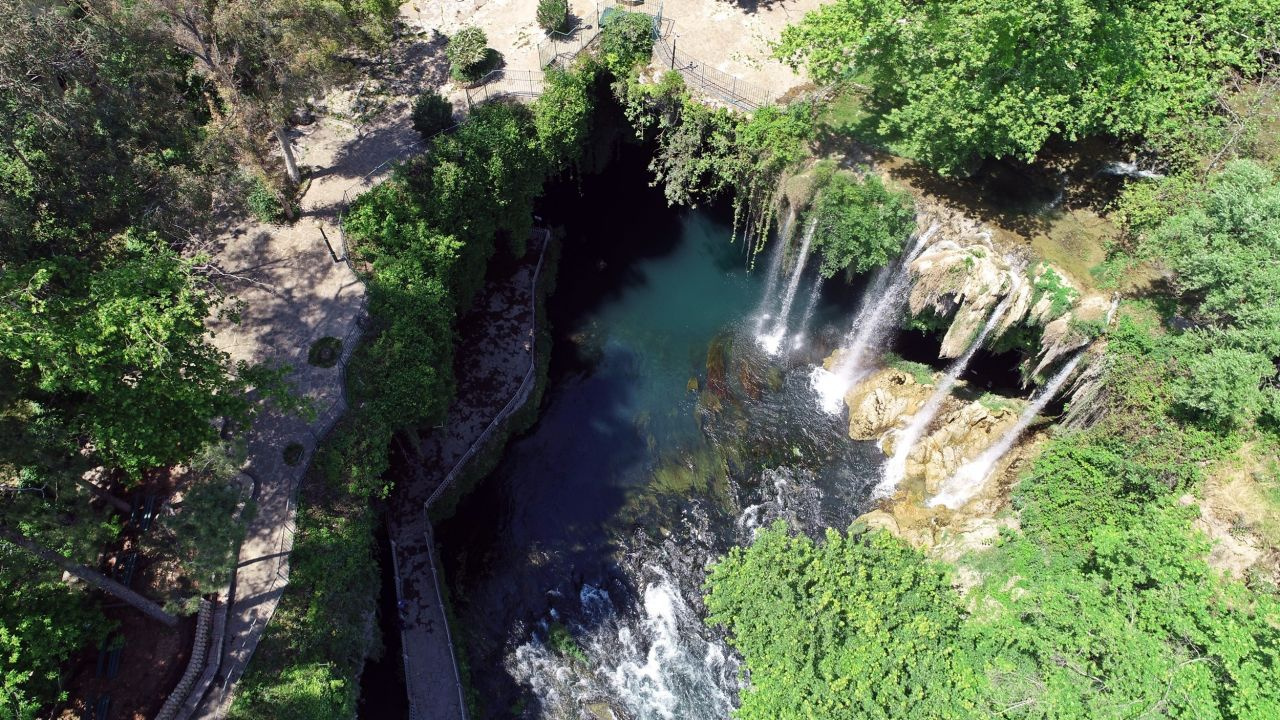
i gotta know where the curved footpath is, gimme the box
[190,34,437,718]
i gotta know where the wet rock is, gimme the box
[908,237,1015,358]
[899,400,1021,494]
[843,368,934,440]
[1032,292,1111,378]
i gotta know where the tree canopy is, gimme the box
[777,0,1280,172]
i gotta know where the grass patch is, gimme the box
[977,392,1021,415]
[886,355,935,386]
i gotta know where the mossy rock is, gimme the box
[283,442,305,467]
[308,336,342,368]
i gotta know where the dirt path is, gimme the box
[190,28,450,720]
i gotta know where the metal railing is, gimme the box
[463,69,546,107]
[652,28,772,111]
[537,22,601,69]
[423,228,550,508]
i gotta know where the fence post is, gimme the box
[670,35,676,69]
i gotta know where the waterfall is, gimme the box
[791,276,825,350]
[810,222,940,414]
[753,208,793,334]
[874,273,1023,497]
[927,352,1084,509]
[758,216,817,355]
[1103,160,1164,180]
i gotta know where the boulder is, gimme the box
[843,368,934,440]
[902,400,1021,494]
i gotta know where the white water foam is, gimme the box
[811,222,940,414]
[928,352,1084,509]
[757,217,817,355]
[752,208,793,334]
[510,573,739,720]
[875,272,1023,497]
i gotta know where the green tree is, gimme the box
[0,238,250,475]
[777,0,1280,172]
[1135,161,1280,428]
[411,91,456,141]
[536,0,570,33]
[445,27,492,82]
[154,0,398,207]
[806,172,914,278]
[534,65,598,170]
[706,522,982,719]
[599,11,655,76]
[0,0,214,263]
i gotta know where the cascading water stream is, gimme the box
[758,217,817,355]
[874,273,1023,497]
[752,208,793,334]
[811,222,940,414]
[928,352,1084,509]
[791,276,826,350]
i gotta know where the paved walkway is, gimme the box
[191,27,449,720]
[389,234,546,720]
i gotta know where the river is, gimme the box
[434,145,887,719]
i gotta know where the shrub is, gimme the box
[807,172,915,278]
[307,336,342,368]
[283,442,305,466]
[536,0,569,33]
[245,175,287,223]
[599,11,654,75]
[446,27,492,83]
[411,91,455,141]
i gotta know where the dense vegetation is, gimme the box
[706,3,1280,719]
[777,0,1280,172]
[1,0,392,714]
[228,62,601,718]
[805,170,915,278]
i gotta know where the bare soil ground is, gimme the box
[403,0,819,96]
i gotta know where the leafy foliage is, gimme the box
[0,238,251,475]
[446,27,492,82]
[620,76,813,252]
[806,172,915,278]
[411,91,456,141]
[600,11,655,76]
[776,0,1280,172]
[706,523,981,719]
[536,0,570,33]
[534,66,599,170]
[0,550,106,720]
[152,0,398,197]
[238,67,600,715]
[1124,161,1280,430]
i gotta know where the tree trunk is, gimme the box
[275,127,301,185]
[0,523,178,627]
[76,478,133,514]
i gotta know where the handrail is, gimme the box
[423,229,550,508]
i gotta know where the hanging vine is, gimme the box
[615,71,815,268]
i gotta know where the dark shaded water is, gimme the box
[435,143,886,719]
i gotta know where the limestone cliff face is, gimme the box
[907,236,1015,358]
[1031,292,1111,378]
[883,400,1021,494]
[842,368,934,440]
[905,218,1114,377]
